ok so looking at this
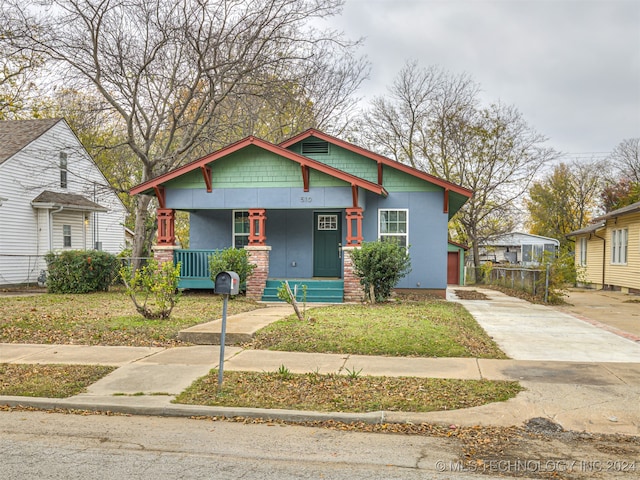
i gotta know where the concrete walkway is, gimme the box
[2,287,640,435]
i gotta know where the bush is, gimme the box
[120,260,181,319]
[44,250,120,293]
[208,248,256,293]
[350,241,412,302]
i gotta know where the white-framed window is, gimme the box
[317,214,338,231]
[611,228,628,264]
[60,152,68,189]
[579,237,587,266]
[378,209,408,247]
[62,224,72,248]
[233,210,249,248]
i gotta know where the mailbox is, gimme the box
[214,271,240,295]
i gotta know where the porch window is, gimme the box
[579,237,587,266]
[611,228,628,264]
[60,152,68,189]
[378,209,408,247]
[233,210,250,248]
[63,224,72,248]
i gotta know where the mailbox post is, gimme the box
[214,271,240,390]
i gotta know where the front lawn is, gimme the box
[0,290,263,347]
[0,364,115,398]
[175,369,522,413]
[252,301,507,358]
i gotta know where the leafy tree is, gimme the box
[600,177,640,212]
[120,260,181,319]
[525,161,602,248]
[3,0,367,265]
[349,241,411,302]
[353,61,557,267]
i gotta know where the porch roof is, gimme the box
[130,136,388,201]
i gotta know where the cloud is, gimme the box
[333,0,640,155]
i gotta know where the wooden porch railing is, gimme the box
[174,249,219,289]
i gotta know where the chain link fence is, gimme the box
[466,264,551,302]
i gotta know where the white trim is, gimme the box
[378,208,409,247]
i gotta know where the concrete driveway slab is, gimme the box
[477,359,626,385]
[451,288,640,362]
[600,362,640,385]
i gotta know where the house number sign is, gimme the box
[300,196,313,203]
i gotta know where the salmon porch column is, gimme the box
[153,208,177,264]
[245,246,271,300]
[342,246,365,302]
[245,209,269,300]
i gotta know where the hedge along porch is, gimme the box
[129,129,472,302]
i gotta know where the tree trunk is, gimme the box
[131,194,152,271]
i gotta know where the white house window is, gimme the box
[233,210,249,248]
[579,237,587,266]
[60,152,68,189]
[317,214,338,230]
[63,224,72,248]
[611,228,628,264]
[379,209,408,247]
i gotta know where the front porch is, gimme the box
[173,248,347,303]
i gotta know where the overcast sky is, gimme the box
[330,0,640,161]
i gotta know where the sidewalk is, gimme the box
[2,288,640,435]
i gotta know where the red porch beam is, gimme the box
[200,165,212,192]
[351,185,359,208]
[377,162,383,185]
[443,188,449,214]
[301,165,310,192]
[153,185,166,209]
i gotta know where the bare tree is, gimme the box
[609,138,640,183]
[3,0,367,263]
[355,61,557,266]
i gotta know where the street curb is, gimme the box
[0,396,386,424]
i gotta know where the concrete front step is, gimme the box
[177,304,293,345]
[262,279,344,303]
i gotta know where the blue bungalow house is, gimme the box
[129,129,472,302]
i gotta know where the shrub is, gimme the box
[44,250,120,293]
[350,241,412,302]
[120,260,181,319]
[208,248,256,293]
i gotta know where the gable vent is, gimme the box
[301,141,329,155]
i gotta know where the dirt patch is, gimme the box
[454,289,490,300]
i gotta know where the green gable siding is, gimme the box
[164,145,348,190]
[382,166,440,192]
[287,138,378,182]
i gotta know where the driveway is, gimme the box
[449,287,640,362]
[556,288,640,340]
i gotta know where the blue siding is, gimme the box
[190,210,232,249]
[362,190,448,289]
[166,186,356,210]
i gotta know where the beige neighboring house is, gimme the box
[567,200,640,293]
[0,118,127,286]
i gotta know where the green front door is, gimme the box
[313,212,342,277]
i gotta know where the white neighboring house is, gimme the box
[0,118,127,286]
[477,232,560,266]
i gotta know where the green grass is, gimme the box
[252,301,507,358]
[0,364,116,398]
[0,289,264,347]
[175,369,522,413]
